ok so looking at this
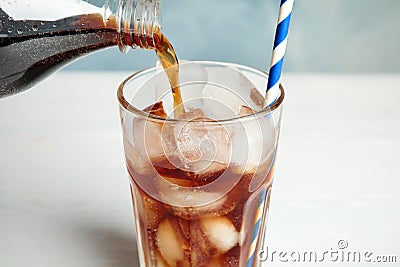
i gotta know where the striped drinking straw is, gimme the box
[247,1,294,266]
[266,0,294,100]
[246,188,267,267]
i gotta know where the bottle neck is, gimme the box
[117,0,161,52]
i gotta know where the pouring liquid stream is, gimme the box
[153,29,185,118]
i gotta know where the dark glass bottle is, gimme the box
[0,0,161,98]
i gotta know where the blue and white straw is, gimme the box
[246,1,294,266]
[266,0,294,99]
[246,188,267,267]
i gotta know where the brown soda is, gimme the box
[127,156,273,267]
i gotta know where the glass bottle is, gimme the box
[0,0,161,98]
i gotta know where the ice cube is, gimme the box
[202,65,266,119]
[174,194,235,220]
[123,138,152,175]
[200,83,246,120]
[133,102,175,160]
[200,217,239,253]
[157,173,237,219]
[179,61,208,103]
[133,117,162,159]
[155,62,267,120]
[156,218,188,266]
[158,177,225,206]
[173,108,231,177]
[231,105,276,175]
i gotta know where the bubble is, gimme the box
[52,23,57,28]
[8,17,13,21]
[32,25,38,31]
[40,21,45,25]
[17,28,22,34]
[184,194,193,202]
[7,28,12,33]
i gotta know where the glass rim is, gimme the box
[117,61,285,124]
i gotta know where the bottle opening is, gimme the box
[118,0,161,51]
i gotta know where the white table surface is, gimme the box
[1,72,399,267]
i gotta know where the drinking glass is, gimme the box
[117,61,284,267]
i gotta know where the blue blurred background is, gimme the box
[65,0,400,73]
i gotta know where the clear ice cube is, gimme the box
[156,218,188,266]
[230,105,276,175]
[200,216,239,253]
[153,61,267,120]
[173,108,231,176]
[201,64,267,119]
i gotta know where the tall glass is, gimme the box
[117,61,284,267]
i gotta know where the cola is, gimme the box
[0,10,119,96]
[120,90,280,267]
[117,61,285,266]
[128,158,274,267]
